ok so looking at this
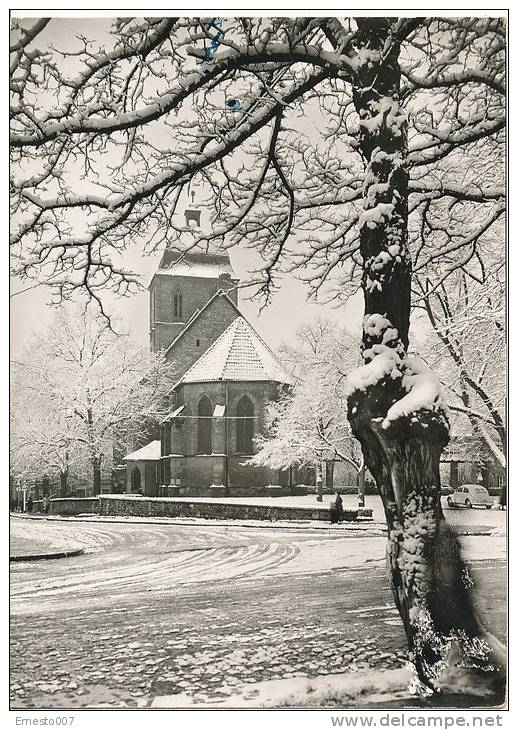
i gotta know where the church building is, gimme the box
[124,206,294,497]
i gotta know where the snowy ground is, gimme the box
[11,518,93,557]
[10,514,506,709]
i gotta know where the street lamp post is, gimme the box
[16,484,27,512]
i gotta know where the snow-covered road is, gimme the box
[10,520,386,615]
[10,518,506,709]
[11,518,504,617]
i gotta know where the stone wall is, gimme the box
[29,495,372,522]
[163,293,240,380]
[153,281,239,356]
[33,497,100,516]
[126,460,158,496]
[175,455,214,489]
[99,495,362,522]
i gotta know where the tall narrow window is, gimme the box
[164,423,171,455]
[173,291,183,319]
[151,287,156,323]
[131,466,141,492]
[236,396,254,454]
[158,459,164,486]
[197,396,212,454]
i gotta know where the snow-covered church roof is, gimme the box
[124,440,161,462]
[175,317,294,387]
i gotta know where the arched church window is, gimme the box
[236,396,254,454]
[173,291,183,319]
[197,395,213,454]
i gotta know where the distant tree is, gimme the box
[10,16,506,695]
[416,265,505,469]
[11,306,174,494]
[253,320,364,499]
[10,392,88,496]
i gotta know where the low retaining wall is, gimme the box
[28,495,373,523]
[99,495,362,522]
[33,497,100,516]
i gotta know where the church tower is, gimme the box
[149,205,239,352]
[125,200,294,498]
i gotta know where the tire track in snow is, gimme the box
[10,519,384,617]
[11,542,306,615]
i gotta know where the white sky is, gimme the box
[10,241,364,359]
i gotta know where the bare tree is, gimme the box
[10,393,88,496]
[11,306,174,494]
[252,320,364,497]
[253,320,364,499]
[416,265,505,470]
[10,16,506,695]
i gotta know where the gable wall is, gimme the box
[150,274,238,351]
[165,294,240,383]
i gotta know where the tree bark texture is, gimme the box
[347,18,505,698]
[357,463,366,506]
[316,461,323,502]
[92,458,101,496]
[59,469,68,498]
[326,460,335,490]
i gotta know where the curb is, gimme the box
[10,547,85,562]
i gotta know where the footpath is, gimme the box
[10,527,85,562]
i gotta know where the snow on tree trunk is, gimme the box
[59,469,68,498]
[347,19,504,697]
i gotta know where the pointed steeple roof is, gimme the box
[175,317,294,387]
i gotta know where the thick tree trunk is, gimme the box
[357,463,366,507]
[347,18,505,698]
[315,461,323,502]
[59,469,68,498]
[326,460,335,490]
[42,475,50,497]
[92,458,102,496]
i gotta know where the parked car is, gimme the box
[440,484,453,496]
[446,484,493,509]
